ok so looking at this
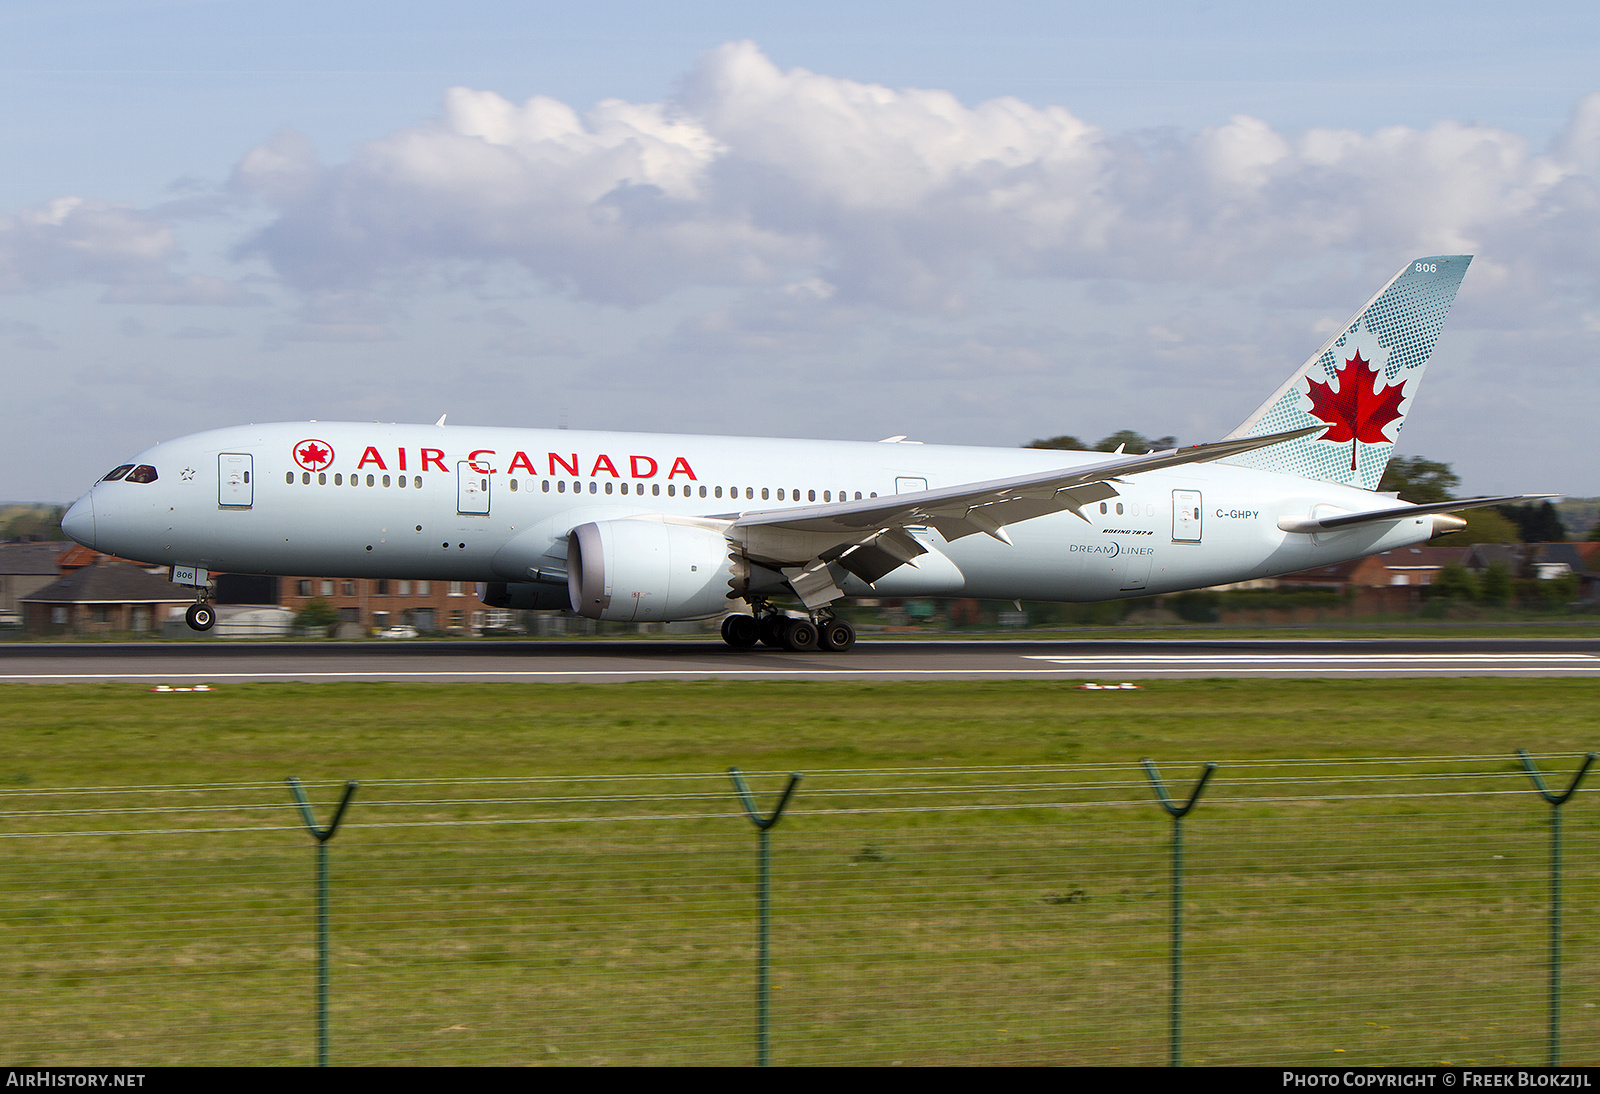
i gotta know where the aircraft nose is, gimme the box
[61,494,96,550]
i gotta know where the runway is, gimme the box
[2,637,1598,682]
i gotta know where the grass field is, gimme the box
[2,679,1597,1066]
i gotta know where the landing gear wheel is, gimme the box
[820,619,856,652]
[759,614,788,648]
[721,614,760,648]
[781,619,819,652]
[185,603,215,631]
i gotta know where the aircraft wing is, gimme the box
[727,425,1323,604]
[1275,494,1559,534]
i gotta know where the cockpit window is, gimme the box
[125,465,159,484]
[101,465,134,482]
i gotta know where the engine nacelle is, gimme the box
[567,519,734,622]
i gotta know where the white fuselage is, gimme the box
[63,421,1437,611]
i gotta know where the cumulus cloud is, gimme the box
[0,197,177,291]
[226,42,1600,315]
[0,194,264,305]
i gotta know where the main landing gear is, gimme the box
[720,608,855,652]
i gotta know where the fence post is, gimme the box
[1141,758,1217,1069]
[287,777,359,1068]
[1515,749,1595,1068]
[729,767,801,1067]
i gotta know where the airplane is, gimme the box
[60,254,1547,652]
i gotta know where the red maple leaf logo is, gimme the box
[294,440,333,471]
[1304,350,1405,472]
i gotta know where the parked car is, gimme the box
[377,625,419,639]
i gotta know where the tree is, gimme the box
[1026,435,1087,451]
[1025,431,1178,453]
[1378,456,1459,505]
[1432,563,1479,600]
[1457,509,1521,544]
[1480,563,1513,605]
[294,598,340,630]
[1495,501,1566,543]
[1092,430,1177,453]
[0,504,68,542]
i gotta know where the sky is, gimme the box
[4,0,1599,502]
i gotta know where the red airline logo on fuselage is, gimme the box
[294,440,335,472]
[301,444,697,481]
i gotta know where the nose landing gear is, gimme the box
[184,601,215,631]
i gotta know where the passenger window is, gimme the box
[383,475,391,487]
[699,486,707,498]
[543,480,550,492]
[334,474,342,485]
[1116,503,1123,515]
[746,487,753,500]
[558,480,566,493]
[301,472,311,485]
[824,491,831,502]
[605,482,613,494]
[510,479,518,492]
[285,472,294,485]
[367,474,375,487]
[761,488,769,500]
[714,486,722,499]
[653,484,660,496]
[589,481,597,494]
[318,473,326,485]
[102,465,134,482]
[414,476,421,488]
[808,490,816,502]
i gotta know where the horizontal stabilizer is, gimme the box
[1276,494,1559,534]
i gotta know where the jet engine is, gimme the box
[566,518,735,622]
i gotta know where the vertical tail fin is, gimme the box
[1222,255,1471,489]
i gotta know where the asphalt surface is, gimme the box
[2,637,1598,682]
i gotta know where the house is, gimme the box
[0,541,71,625]
[280,576,507,634]
[20,555,193,636]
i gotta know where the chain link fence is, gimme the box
[2,756,1595,1066]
